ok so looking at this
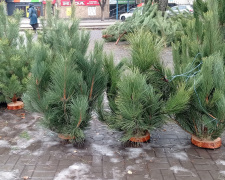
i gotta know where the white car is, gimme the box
[120,8,136,21]
[166,5,193,15]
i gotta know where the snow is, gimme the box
[111,167,126,180]
[172,151,188,161]
[1,127,11,132]
[110,158,121,163]
[91,143,115,156]
[216,160,225,166]
[126,164,143,171]
[54,163,91,180]
[0,140,10,148]
[170,166,196,176]
[126,148,144,159]
[219,171,225,179]
[0,170,19,180]
[9,118,59,155]
[14,120,35,129]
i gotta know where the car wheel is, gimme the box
[121,16,125,21]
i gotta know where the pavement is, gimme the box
[1,107,225,180]
[20,18,117,30]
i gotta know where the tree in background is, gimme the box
[157,0,168,12]
[98,0,107,21]
[144,0,168,12]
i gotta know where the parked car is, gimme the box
[120,8,136,21]
[166,5,193,15]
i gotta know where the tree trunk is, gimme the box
[158,0,168,12]
[101,6,105,21]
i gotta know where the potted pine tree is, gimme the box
[108,69,164,143]
[102,30,169,144]
[0,2,33,110]
[167,0,225,149]
[23,4,107,144]
[167,53,225,149]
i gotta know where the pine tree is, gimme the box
[166,0,225,141]
[108,69,164,142]
[23,3,107,143]
[127,29,174,100]
[0,2,33,103]
[102,30,167,142]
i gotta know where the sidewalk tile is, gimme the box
[35,165,58,171]
[194,164,219,171]
[92,155,102,166]
[0,155,10,164]
[32,171,56,178]
[6,155,20,164]
[148,163,170,170]
[195,149,211,159]
[20,165,35,177]
[175,176,201,180]
[127,174,150,180]
[161,169,176,180]
[197,170,213,180]
[150,169,163,180]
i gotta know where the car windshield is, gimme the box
[129,8,135,13]
[171,6,178,10]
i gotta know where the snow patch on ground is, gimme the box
[144,174,149,179]
[112,167,126,180]
[175,144,191,149]
[1,127,11,132]
[135,159,143,163]
[126,164,143,171]
[142,154,154,161]
[172,152,188,161]
[0,140,10,148]
[142,144,152,150]
[54,163,92,180]
[91,143,114,156]
[32,112,43,120]
[219,171,225,179]
[216,160,225,166]
[126,148,144,159]
[14,120,35,129]
[170,166,196,176]
[110,158,122,163]
[32,150,44,156]
[10,122,59,155]
[0,170,19,180]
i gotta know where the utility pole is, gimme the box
[127,0,129,12]
[116,0,118,19]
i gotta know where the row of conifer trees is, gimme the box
[1,0,225,146]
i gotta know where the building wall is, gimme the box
[58,1,110,19]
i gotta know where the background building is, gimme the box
[6,0,43,17]
[59,0,110,19]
